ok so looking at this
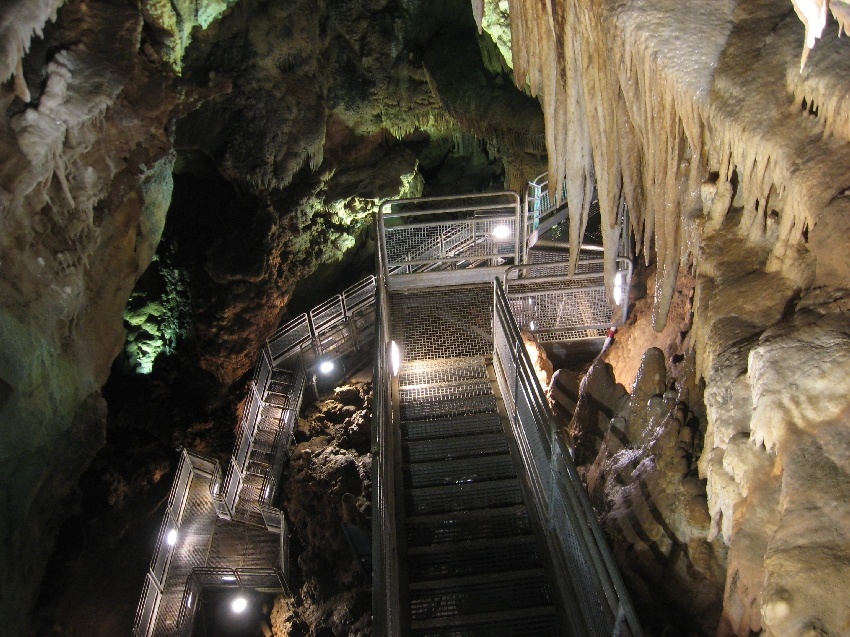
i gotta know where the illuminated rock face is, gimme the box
[486,0,850,634]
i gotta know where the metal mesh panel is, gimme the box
[384,219,516,269]
[390,287,492,362]
[343,276,376,313]
[550,473,614,637]
[268,315,311,361]
[510,288,610,329]
[399,357,488,387]
[253,349,272,395]
[310,296,344,331]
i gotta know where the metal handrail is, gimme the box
[378,192,521,286]
[371,224,402,637]
[493,279,643,637]
[267,276,377,366]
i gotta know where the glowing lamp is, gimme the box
[491,225,511,240]
[390,341,401,376]
[166,529,178,546]
[613,272,624,305]
[319,360,335,374]
[231,596,248,613]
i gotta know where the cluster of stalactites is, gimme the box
[791,0,850,69]
[502,0,723,330]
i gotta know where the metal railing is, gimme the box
[524,173,633,263]
[492,279,643,637]
[524,172,569,254]
[267,276,376,368]
[371,229,402,637]
[133,450,288,637]
[504,252,633,342]
[215,352,306,529]
[379,192,521,290]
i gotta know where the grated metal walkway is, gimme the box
[391,288,563,637]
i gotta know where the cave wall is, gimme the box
[0,2,192,632]
[480,0,850,635]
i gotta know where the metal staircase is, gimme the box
[394,352,562,635]
[374,192,643,637]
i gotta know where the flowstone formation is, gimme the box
[479,0,850,634]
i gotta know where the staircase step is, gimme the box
[408,569,552,621]
[402,413,503,441]
[400,395,498,421]
[403,454,516,489]
[407,505,533,546]
[399,360,489,388]
[405,478,523,515]
[407,535,540,581]
[399,381,493,409]
[403,434,508,464]
[410,606,559,637]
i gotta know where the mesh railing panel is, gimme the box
[310,296,344,331]
[268,315,311,361]
[379,192,521,282]
[343,276,377,312]
[134,573,161,637]
[504,258,632,343]
[492,280,643,637]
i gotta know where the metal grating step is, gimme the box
[410,606,559,637]
[399,358,489,388]
[407,535,540,581]
[266,378,293,394]
[399,379,493,406]
[401,413,503,441]
[407,505,533,547]
[408,569,552,621]
[403,454,516,489]
[403,433,508,464]
[405,478,523,516]
[400,394,498,422]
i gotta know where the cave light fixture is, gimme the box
[491,224,511,240]
[390,341,401,376]
[221,575,237,582]
[613,271,624,305]
[319,359,336,375]
[166,528,178,546]
[231,595,248,614]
